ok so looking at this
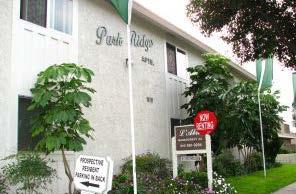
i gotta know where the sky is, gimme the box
[135,0,295,131]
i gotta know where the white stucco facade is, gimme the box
[0,0,255,193]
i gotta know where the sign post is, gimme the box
[172,125,208,182]
[205,134,213,190]
[172,110,217,191]
[74,155,113,194]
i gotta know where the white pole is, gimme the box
[206,134,213,191]
[258,62,267,178]
[172,137,178,178]
[126,0,137,193]
[127,24,137,194]
[258,91,267,178]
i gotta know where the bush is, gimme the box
[244,152,263,173]
[161,176,204,193]
[265,135,283,164]
[212,172,237,194]
[180,171,208,189]
[110,173,133,194]
[2,152,56,194]
[110,152,171,194]
[110,152,237,193]
[213,152,245,177]
[110,153,207,193]
[278,148,289,154]
[121,152,171,179]
[0,173,8,194]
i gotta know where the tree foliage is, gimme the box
[29,63,95,153]
[225,81,287,163]
[29,63,95,194]
[2,152,56,194]
[181,53,234,153]
[182,53,287,161]
[187,0,296,69]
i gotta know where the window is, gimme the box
[20,0,47,27]
[170,118,181,138]
[18,96,41,151]
[50,0,73,34]
[166,43,177,75]
[20,0,73,34]
[166,43,188,80]
[176,49,188,80]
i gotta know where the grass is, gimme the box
[227,164,296,194]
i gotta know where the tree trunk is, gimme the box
[61,147,74,194]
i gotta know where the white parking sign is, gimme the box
[74,155,113,194]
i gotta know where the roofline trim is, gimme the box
[133,1,256,80]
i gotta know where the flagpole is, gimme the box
[126,0,137,193]
[258,62,267,178]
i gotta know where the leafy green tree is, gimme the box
[29,63,95,194]
[182,53,286,162]
[181,53,234,153]
[187,0,296,69]
[225,81,287,163]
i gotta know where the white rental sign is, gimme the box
[74,155,113,194]
[172,125,213,191]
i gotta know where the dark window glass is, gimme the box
[18,96,41,151]
[20,0,47,27]
[170,118,181,138]
[167,43,177,75]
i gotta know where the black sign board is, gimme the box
[175,125,206,151]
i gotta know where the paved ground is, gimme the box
[274,182,296,194]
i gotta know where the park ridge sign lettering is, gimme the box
[96,26,154,52]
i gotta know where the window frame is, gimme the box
[19,0,74,35]
[165,42,189,80]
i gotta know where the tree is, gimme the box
[182,53,287,162]
[225,81,287,163]
[29,63,95,194]
[181,53,234,153]
[187,0,296,69]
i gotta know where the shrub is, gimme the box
[0,173,8,194]
[212,172,237,194]
[110,152,237,194]
[2,152,56,194]
[244,152,263,173]
[265,135,283,164]
[111,153,171,194]
[161,176,204,193]
[180,171,208,189]
[121,152,171,179]
[111,152,206,193]
[110,173,133,194]
[278,148,289,154]
[213,152,245,177]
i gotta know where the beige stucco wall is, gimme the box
[77,0,211,174]
[78,0,132,173]
[0,0,13,157]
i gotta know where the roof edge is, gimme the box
[133,1,256,81]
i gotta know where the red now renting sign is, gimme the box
[194,110,217,135]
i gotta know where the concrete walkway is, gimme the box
[274,182,296,194]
